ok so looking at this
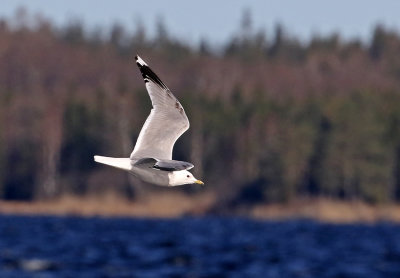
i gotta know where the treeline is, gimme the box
[1,10,400,206]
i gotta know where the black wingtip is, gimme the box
[134,56,168,89]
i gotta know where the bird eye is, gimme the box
[187,175,190,178]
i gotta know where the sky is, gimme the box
[1,0,400,45]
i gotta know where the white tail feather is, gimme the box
[94,156,132,171]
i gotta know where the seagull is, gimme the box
[94,55,204,186]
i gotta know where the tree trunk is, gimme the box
[37,103,63,200]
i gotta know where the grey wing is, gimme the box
[154,160,194,171]
[134,157,194,171]
[130,56,189,160]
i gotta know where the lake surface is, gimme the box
[0,215,400,278]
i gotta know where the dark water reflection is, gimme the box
[0,215,400,277]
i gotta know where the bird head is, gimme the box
[168,170,204,186]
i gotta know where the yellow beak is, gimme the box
[195,180,204,185]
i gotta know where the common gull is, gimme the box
[94,56,204,186]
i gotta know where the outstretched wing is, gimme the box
[130,56,189,160]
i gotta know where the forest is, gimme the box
[1,9,400,210]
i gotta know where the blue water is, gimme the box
[0,215,400,278]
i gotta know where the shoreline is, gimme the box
[1,194,400,223]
